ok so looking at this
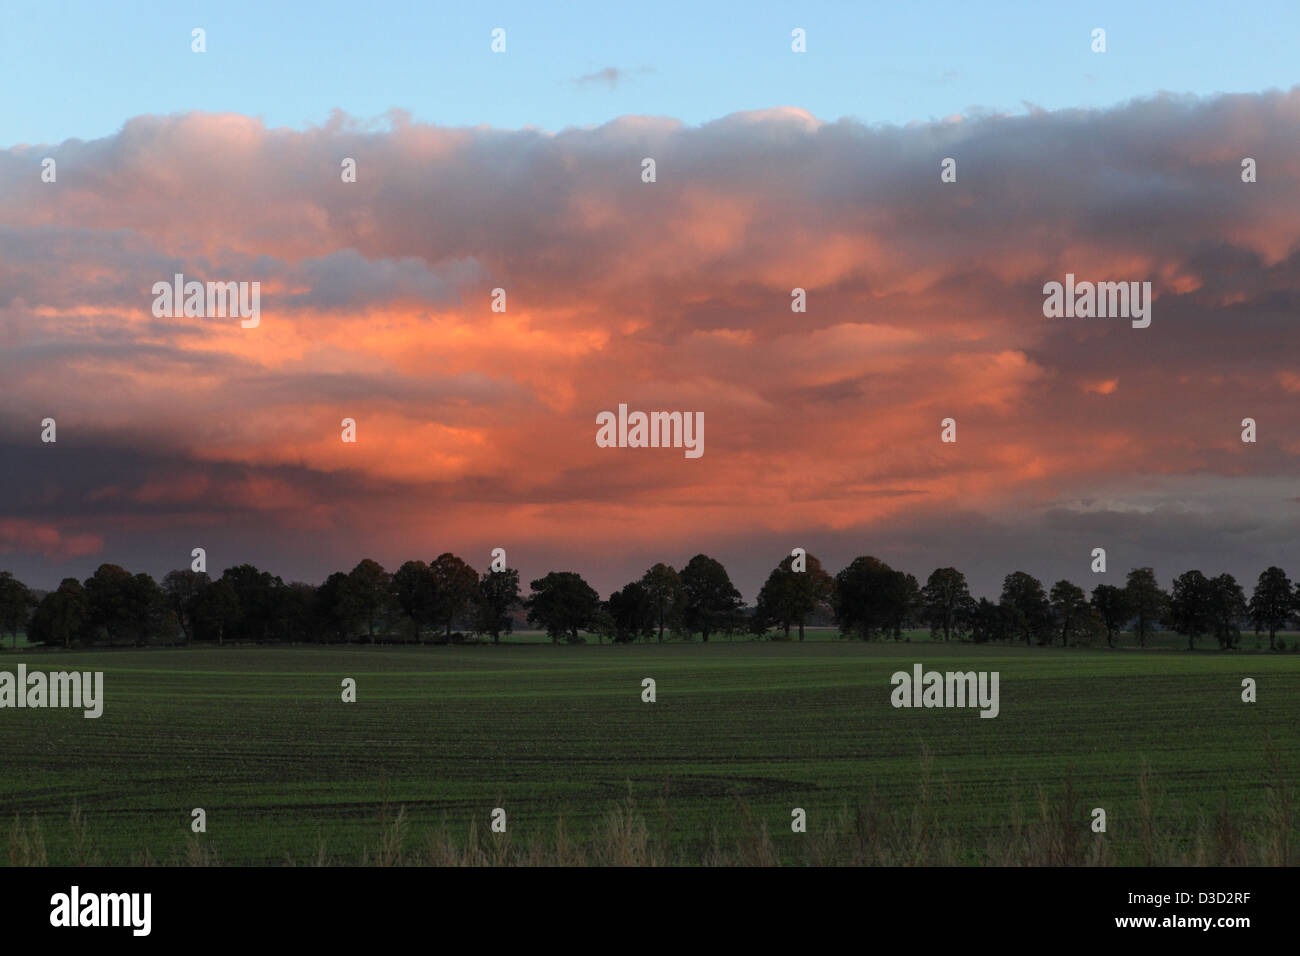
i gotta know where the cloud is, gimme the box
[2,92,1299,595]
[574,67,624,89]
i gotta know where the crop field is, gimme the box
[2,638,1298,865]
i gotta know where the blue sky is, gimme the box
[3,0,1298,147]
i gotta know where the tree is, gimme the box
[754,553,833,641]
[608,581,655,643]
[1249,566,1293,651]
[348,559,392,643]
[315,572,360,643]
[1050,580,1089,647]
[526,571,600,643]
[1208,573,1247,650]
[1169,570,1214,651]
[219,564,285,643]
[885,572,921,640]
[833,556,907,641]
[84,564,155,645]
[193,578,240,646]
[1090,583,1131,648]
[640,563,683,643]
[393,560,435,642]
[475,567,521,644]
[969,597,1011,644]
[1000,572,1053,645]
[921,568,976,642]
[162,569,210,645]
[27,578,89,648]
[679,554,744,643]
[430,553,479,640]
[1124,568,1168,649]
[278,582,318,644]
[0,571,34,649]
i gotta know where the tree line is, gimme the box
[0,553,1297,651]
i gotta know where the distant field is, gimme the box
[2,640,1297,865]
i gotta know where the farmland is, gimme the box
[2,636,1297,865]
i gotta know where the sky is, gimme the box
[1,2,1298,601]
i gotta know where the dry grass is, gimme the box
[9,752,1295,867]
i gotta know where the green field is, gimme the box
[2,638,1298,865]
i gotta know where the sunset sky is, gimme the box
[2,2,1298,600]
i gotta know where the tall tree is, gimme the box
[28,578,89,648]
[193,578,240,646]
[393,560,435,643]
[1000,572,1053,645]
[84,564,154,645]
[754,552,833,641]
[162,569,210,645]
[921,567,976,642]
[679,554,744,643]
[0,571,34,649]
[1124,568,1168,649]
[1050,580,1089,647]
[640,563,683,643]
[1208,573,1247,650]
[475,567,521,644]
[315,571,359,644]
[1090,583,1131,648]
[833,556,906,641]
[348,559,392,643]
[1169,570,1214,651]
[430,553,479,639]
[526,571,600,643]
[1249,566,1293,651]
[607,581,655,643]
[220,564,284,643]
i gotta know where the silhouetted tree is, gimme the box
[1208,573,1247,650]
[315,571,360,644]
[833,556,907,641]
[221,564,284,643]
[193,578,240,646]
[1125,567,1168,648]
[1050,579,1089,647]
[475,567,521,644]
[526,571,600,643]
[754,552,833,641]
[1169,570,1214,650]
[162,569,210,645]
[1249,566,1294,651]
[608,580,655,643]
[430,553,479,640]
[348,559,392,643]
[1000,572,1053,645]
[1090,583,1131,648]
[0,571,34,649]
[969,597,1012,644]
[679,554,744,643]
[640,563,683,643]
[393,560,435,642]
[27,578,89,648]
[921,567,976,642]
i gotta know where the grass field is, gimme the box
[2,636,1298,865]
